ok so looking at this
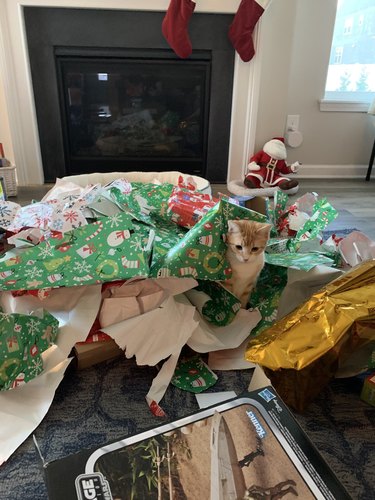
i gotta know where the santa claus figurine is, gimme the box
[244,137,301,191]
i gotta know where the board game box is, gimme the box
[43,386,350,499]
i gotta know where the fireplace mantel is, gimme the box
[0,0,262,185]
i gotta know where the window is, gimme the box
[321,0,375,111]
[343,17,353,35]
[334,47,343,64]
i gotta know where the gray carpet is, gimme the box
[0,355,374,500]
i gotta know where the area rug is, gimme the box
[0,355,374,500]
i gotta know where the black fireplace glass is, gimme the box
[57,54,211,176]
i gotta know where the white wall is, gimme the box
[255,0,296,148]
[256,0,374,168]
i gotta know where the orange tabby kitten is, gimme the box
[223,219,272,308]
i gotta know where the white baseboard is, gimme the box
[295,164,368,179]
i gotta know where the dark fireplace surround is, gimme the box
[24,8,235,183]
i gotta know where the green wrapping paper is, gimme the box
[250,264,288,336]
[149,220,188,272]
[0,309,58,390]
[171,356,218,393]
[195,280,241,326]
[264,195,338,271]
[110,182,174,226]
[270,190,289,226]
[247,194,338,334]
[0,213,151,291]
[0,183,340,336]
[289,198,338,249]
[265,252,335,271]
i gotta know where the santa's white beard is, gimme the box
[263,139,287,160]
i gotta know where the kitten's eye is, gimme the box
[235,245,242,250]
[251,247,259,252]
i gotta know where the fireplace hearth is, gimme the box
[24,7,235,183]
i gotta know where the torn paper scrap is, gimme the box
[0,284,102,464]
[0,357,71,466]
[186,307,262,354]
[208,337,257,371]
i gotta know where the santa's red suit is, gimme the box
[244,138,299,190]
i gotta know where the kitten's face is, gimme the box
[225,220,271,263]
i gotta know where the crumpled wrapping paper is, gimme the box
[185,280,241,326]
[338,230,375,268]
[0,284,102,464]
[0,181,266,294]
[274,228,375,323]
[0,178,369,433]
[98,290,261,416]
[245,260,375,411]
[0,177,353,461]
[1,280,221,461]
[0,213,152,290]
[0,179,267,414]
[167,187,218,228]
[276,264,344,320]
[265,191,339,271]
[0,308,59,391]
[245,191,361,338]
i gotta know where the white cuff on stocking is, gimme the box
[257,0,273,10]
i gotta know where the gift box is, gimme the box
[73,340,123,370]
[42,386,350,500]
[167,187,218,228]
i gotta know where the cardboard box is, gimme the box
[231,194,268,216]
[43,386,350,500]
[245,195,268,216]
[73,340,123,370]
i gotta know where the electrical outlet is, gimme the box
[286,115,300,131]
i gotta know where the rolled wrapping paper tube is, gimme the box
[184,288,212,314]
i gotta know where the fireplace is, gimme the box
[56,47,211,177]
[24,7,235,183]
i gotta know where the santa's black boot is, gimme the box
[244,177,258,188]
[278,179,298,190]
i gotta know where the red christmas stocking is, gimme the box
[162,0,196,59]
[229,0,272,62]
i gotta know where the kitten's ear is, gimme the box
[227,220,240,233]
[256,223,272,236]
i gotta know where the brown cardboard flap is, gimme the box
[73,339,123,370]
[244,196,268,215]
